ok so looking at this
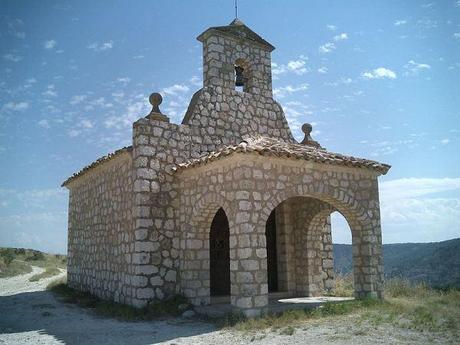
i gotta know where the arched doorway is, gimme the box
[265,209,278,292]
[209,208,230,296]
[263,196,356,297]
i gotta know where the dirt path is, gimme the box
[0,270,449,345]
[0,266,65,296]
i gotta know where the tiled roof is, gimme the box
[175,136,391,175]
[197,19,276,51]
[61,146,132,187]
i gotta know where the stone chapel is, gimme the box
[62,19,390,317]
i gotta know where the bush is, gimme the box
[25,251,46,261]
[1,248,16,265]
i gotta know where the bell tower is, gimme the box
[197,19,275,98]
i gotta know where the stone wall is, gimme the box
[178,154,384,316]
[66,152,134,304]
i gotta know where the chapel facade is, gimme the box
[63,19,390,317]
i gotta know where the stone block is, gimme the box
[137,288,155,299]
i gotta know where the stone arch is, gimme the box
[180,193,234,305]
[258,182,382,298]
[259,184,371,232]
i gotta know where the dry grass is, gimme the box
[48,282,191,321]
[218,279,460,340]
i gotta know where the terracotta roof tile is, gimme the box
[175,137,390,175]
[61,146,132,187]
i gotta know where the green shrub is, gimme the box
[1,248,16,265]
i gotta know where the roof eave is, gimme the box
[197,28,275,52]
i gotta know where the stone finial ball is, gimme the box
[302,123,312,135]
[149,93,163,107]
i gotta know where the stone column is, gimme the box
[229,195,269,317]
[351,178,384,299]
[131,118,190,307]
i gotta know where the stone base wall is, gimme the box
[67,153,135,304]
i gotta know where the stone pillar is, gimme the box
[352,215,384,298]
[350,178,384,299]
[131,118,191,307]
[320,216,335,293]
[230,197,268,317]
[274,201,296,293]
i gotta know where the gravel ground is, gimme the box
[0,269,450,345]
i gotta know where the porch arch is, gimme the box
[259,185,382,299]
[180,193,234,305]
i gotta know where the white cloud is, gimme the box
[271,57,308,77]
[325,77,353,87]
[271,62,286,77]
[190,75,202,87]
[3,53,22,62]
[42,85,57,97]
[38,119,50,129]
[454,33,460,39]
[3,101,29,111]
[70,95,87,105]
[333,33,348,41]
[362,67,397,80]
[0,188,68,253]
[273,84,308,98]
[44,39,57,49]
[326,25,337,31]
[319,42,336,53]
[404,60,431,76]
[80,119,93,129]
[441,138,450,145]
[317,67,328,74]
[117,77,130,85]
[87,41,114,52]
[162,84,189,95]
[332,178,460,243]
[68,129,81,138]
[287,59,308,75]
[394,19,407,26]
[104,96,150,129]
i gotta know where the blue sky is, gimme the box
[0,0,459,253]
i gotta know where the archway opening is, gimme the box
[234,58,249,92]
[209,207,230,296]
[265,209,278,292]
[263,196,358,298]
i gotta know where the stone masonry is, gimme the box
[63,19,390,316]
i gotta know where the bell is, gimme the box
[235,65,245,87]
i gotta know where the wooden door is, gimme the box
[210,208,230,296]
[266,209,278,292]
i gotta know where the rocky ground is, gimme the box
[0,269,453,345]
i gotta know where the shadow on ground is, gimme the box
[0,290,216,345]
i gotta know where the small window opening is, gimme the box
[234,59,249,92]
[235,65,245,92]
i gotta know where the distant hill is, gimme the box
[334,238,460,288]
